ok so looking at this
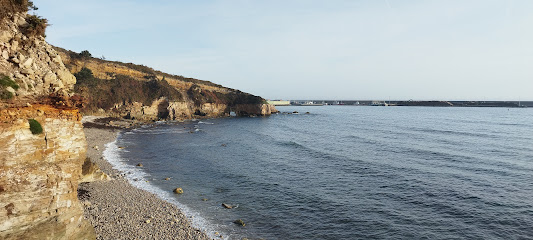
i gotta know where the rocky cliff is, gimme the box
[1,1,275,239]
[0,1,95,239]
[56,48,277,120]
[0,106,94,239]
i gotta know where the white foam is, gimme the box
[103,135,225,239]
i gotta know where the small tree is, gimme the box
[79,50,92,58]
[28,1,38,11]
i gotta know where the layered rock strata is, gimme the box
[0,106,95,239]
[1,9,95,239]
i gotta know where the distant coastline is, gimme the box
[269,100,531,108]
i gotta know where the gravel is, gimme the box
[79,127,210,240]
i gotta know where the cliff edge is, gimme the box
[0,1,95,239]
[56,48,277,121]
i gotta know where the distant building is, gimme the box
[371,101,388,106]
[267,100,291,106]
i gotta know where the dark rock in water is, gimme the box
[173,188,184,194]
[233,219,245,226]
[222,203,233,209]
[293,111,299,114]
[305,112,310,114]
[136,163,143,167]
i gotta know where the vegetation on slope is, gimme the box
[1,0,48,37]
[74,67,183,112]
[64,49,265,114]
[28,118,42,134]
[60,48,226,89]
[0,74,19,99]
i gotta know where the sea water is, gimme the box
[105,106,533,239]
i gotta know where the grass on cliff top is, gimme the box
[0,75,19,100]
[54,47,226,89]
[28,119,43,134]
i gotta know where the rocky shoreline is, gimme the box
[79,119,210,240]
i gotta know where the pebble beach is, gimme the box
[79,124,210,240]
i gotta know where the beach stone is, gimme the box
[173,188,184,194]
[233,219,245,226]
[222,203,233,209]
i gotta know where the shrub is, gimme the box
[79,50,92,58]
[27,0,37,11]
[0,75,19,100]
[23,14,48,37]
[74,67,97,86]
[0,0,30,19]
[0,75,19,90]
[28,119,43,134]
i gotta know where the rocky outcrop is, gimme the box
[111,99,277,120]
[0,106,95,240]
[54,47,276,120]
[80,157,110,183]
[0,13,76,100]
[0,8,95,240]
[234,103,278,116]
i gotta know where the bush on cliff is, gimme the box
[0,75,19,100]
[0,0,35,19]
[79,50,92,58]
[23,14,48,37]
[28,119,43,134]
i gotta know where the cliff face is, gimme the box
[0,106,94,240]
[56,48,277,120]
[0,2,273,238]
[0,7,95,239]
[0,13,76,103]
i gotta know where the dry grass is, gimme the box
[0,0,29,20]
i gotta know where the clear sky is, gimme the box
[34,0,532,101]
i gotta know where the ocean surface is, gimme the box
[104,106,533,239]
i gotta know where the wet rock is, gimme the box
[221,203,233,209]
[233,219,245,227]
[173,188,184,194]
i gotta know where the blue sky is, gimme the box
[35,0,533,100]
